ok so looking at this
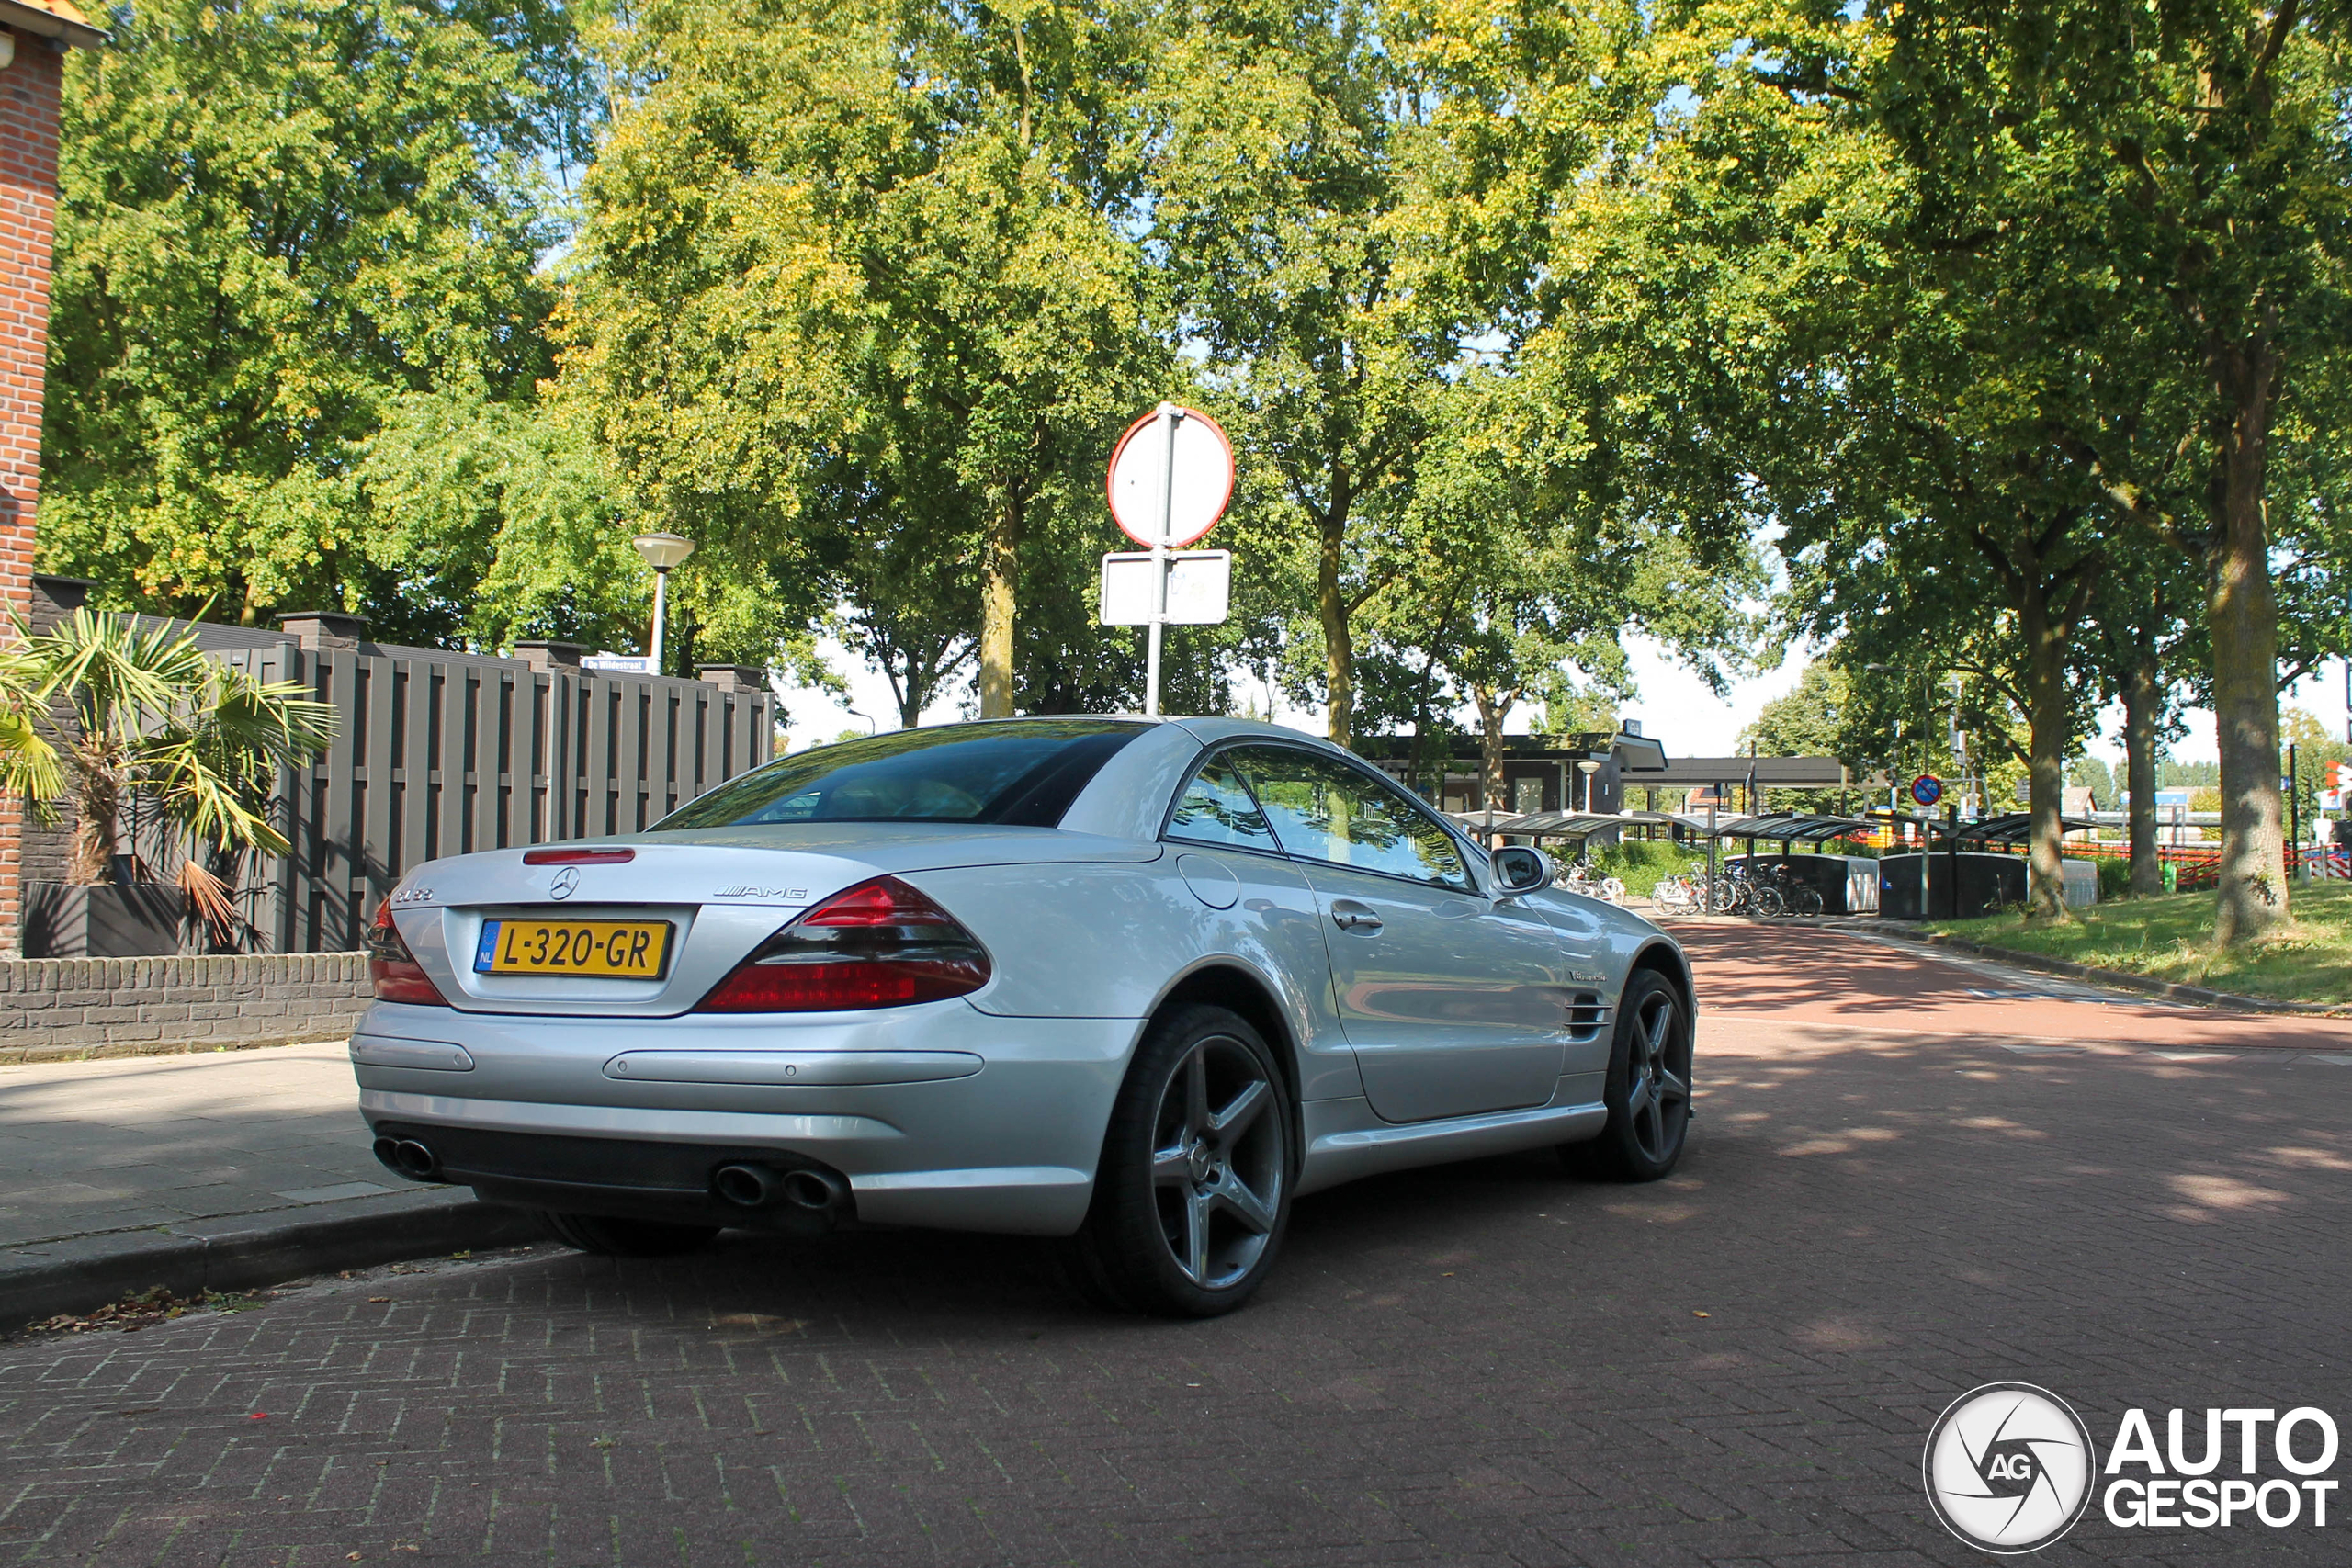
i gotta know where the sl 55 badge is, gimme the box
[390,884,435,907]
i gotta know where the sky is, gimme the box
[770,626,2352,770]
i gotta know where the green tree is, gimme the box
[356,388,645,652]
[2065,754,2116,807]
[1867,0,2352,941]
[1742,663,1855,817]
[559,0,1162,715]
[2078,551,2204,893]
[47,0,597,639]
[1147,0,1440,748]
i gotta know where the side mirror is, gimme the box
[1492,845,1553,896]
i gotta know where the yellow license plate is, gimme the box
[475,919,673,977]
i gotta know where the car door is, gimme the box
[1159,754,1363,1103]
[1225,744,1573,1122]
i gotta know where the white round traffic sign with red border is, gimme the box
[1106,405,1235,548]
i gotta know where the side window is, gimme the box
[1166,757,1279,851]
[1229,746,1473,890]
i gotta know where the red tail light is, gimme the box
[695,876,991,1012]
[522,846,636,866]
[368,898,449,1006]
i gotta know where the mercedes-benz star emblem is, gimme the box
[1923,1382,2096,1554]
[548,866,581,900]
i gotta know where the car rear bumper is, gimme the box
[352,1000,1140,1236]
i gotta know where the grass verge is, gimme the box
[1923,880,2352,1005]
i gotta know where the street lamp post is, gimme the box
[1577,759,1601,813]
[633,533,695,674]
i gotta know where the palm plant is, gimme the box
[0,609,338,931]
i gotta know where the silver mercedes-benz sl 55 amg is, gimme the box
[353,716,1696,1316]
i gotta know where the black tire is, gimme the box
[1564,970,1693,1182]
[1065,1004,1295,1318]
[540,1212,721,1258]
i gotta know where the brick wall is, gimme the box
[0,38,68,957]
[0,952,372,1064]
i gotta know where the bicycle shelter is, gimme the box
[1701,813,1880,915]
[1879,813,2098,918]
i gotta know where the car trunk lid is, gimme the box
[384,828,1157,1017]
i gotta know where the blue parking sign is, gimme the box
[1911,773,1943,808]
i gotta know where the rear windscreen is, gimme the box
[649,720,1147,830]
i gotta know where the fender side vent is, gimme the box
[1566,991,1609,1039]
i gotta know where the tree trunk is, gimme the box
[68,746,119,886]
[1317,514,1352,749]
[1474,684,1507,812]
[2121,648,2163,897]
[2208,349,2287,944]
[2021,584,2070,920]
[1407,647,1442,800]
[978,491,1021,719]
[892,657,924,729]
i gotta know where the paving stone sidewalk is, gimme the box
[0,1044,535,1324]
[0,1043,392,1249]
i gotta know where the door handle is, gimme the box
[1330,901,1383,932]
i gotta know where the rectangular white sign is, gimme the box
[1100,550,1232,626]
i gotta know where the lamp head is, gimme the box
[634,532,696,572]
[1577,760,1601,775]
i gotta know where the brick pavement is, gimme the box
[1,930,2348,1564]
[1678,921,2352,1050]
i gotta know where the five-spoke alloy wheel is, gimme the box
[1566,969,1693,1181]
[1069,1004,1294,1316]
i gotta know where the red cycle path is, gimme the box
[1670,919,2352,1052]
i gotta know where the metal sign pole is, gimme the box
[650,566,669,674]
[1144,403,1182,717]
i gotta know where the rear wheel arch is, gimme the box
[1148,963,1304,1129]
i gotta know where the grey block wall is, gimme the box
[0,953,370,1064]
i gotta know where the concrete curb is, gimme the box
[0,1034,348,1068]
[2,1187,544,1327]
[1822,919,2352,1018]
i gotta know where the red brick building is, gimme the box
[0,0,105,951]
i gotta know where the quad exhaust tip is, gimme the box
[372,1136,441,1181]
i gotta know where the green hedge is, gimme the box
[1558,835,1883,899]
[1579,839,1700,898]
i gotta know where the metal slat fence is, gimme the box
[207,645,773,953]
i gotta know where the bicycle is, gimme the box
[1761,862,1823,918]
[1652,870,1703,915]
[1559,862,1627,905]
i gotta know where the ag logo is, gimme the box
[548,866,581,901]
[1924,1382,2097,1553]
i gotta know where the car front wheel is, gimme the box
[1564,970,1692,1181]
[1068,1004,1295,1317]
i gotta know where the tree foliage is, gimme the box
[48,0,598,641]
